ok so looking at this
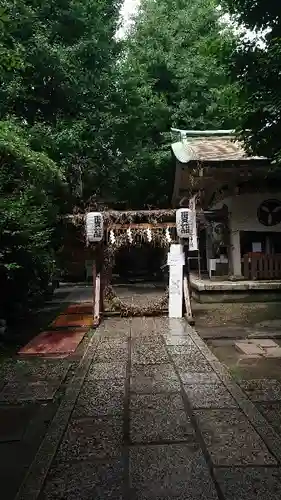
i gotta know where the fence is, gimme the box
[243,253,281,280]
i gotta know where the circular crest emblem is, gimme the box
[257,199,281,226]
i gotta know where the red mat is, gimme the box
[65,303,92,315]
[18,328,88,356]
[51,313,93,328]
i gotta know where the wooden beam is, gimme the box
[92,260,97,323]
[93,273,101,327]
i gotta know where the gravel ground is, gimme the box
[193,301,281,328]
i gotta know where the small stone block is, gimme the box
[235,342,264,357]
[251,339,279,349]
[263,347,281,358]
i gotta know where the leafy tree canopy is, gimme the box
[223,0,281,161]
[0,0,121,321]
[0,120,64,319]
[112,0,240,207]
[0,0,122,204]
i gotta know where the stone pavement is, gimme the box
[2,318,281,499]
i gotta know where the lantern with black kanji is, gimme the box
[85,212,104,243]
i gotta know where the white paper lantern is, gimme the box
[176,208,190,239]
[86,212,103,243]
[176,208,198,250]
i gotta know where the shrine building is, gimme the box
[171,129,281,302]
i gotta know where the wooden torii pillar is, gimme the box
[92,243,105,327]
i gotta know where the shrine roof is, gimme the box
[171,135,268,164]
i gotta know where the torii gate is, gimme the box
[67,206,227,327]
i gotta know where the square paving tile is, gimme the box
[130,331,162,341]
[0,405,37,442]
[239,379,281,402]
[130,408,194,443]
[73,380,125,417]
[55,417,123,463]
[194,409,276,465]
[93,342,128,363]
[258,402,281,433]
[131,341,169,365]
[130,393,184,411]
[130,364,180,393]
[131,317,158,331]
[87,362,126,380]
[0,381,59,402]
[235,341,264,357]
[96,323,130,339]
[168,345,199,356]
[173,351,213,373]
[179,372,221,384]
[163,334,195,346]
[2,360,70,383]
[214,467,281,500]
[41,459,123,500]
[129,443,218,499]
[97,332,129,342]
[183,383,237,409]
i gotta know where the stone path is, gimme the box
[2,317,281,499]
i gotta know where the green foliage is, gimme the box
[223,0,281,161]
[0,0,242,321]
[0,0,121,202]
[112,0,240,207]
[0,120,64,319]
[0,0,121,322]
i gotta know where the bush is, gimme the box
[0,120,63,322]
